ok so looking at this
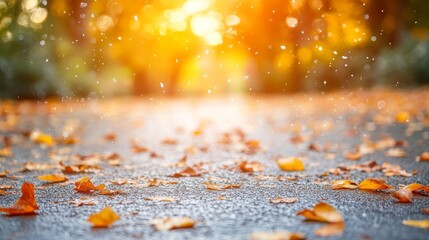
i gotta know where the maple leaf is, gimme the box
[0,182,39,215]
[151,217,195,231]
[358,178,393,191]
[238,160,264,172]
[250,231,305,240]
[87,207,120,228]
[270,197,298,204]
[402,219,429,229]
[38,173,68,183]
[331,180,358,190]
[277,157,304,171]
[392,189,413,203]
[296,202,343,223]
[74,176,105,193]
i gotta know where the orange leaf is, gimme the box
[270,197,298,204]
[74,176,105,193]
[250,231,305,240]
[417,152,429,162]
[238,160,264,172]
[277,157,304,172]
[203,182,240,190]
[314,223,344,237]
[403,183,425,191]
[392,189,413,203]
[0,182,39,215]
[38,173,68,183]
[87,207,120,228]
[30,129,55,146]
[358,178,393,191]
[296,202,343,223]
[331,180,358,190]
[402,219,429,229]
[151,217,196,231]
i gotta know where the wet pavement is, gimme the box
[0,89,428,240]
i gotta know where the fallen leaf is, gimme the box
[144,196,178,202]
[0,182,39,215]
[69,197,98,207]
[0,147,12,157]
[358,178,393,191]
[385,148,407,158]
[241,140,261,154]
[382,162,413,177]
[296,202,343,223]
[395,111,410,123]
[238,160,264,172]
[161,138,177,145]
[314,223,344,237]
[30,129,55,146]
[151,217,196,231]
[392,189,413,203]
[87,207,120,228]
[38,173,68,183]
[99,189,125,195]
[171,166,204,177]
[203,182,241,190]
[74,176,105,193]
[422,208,429,214]
[403,183,429,195]
[331,180,358,190]
[402,219,429,229]
[104,133,116,142]
[277,157,304,171]
[131,140,148,153]
[416,152,429,162]
[250,231,305,240]
[270,197,298,204]
[24,162,57,171]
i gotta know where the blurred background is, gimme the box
[0,0,428,98]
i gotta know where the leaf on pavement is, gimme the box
[331,180,358,190]
[203,182,241,190]
[30,129,55,146]
[392,189,413,203]
[38,173,68,183]
[0,182,39,215]
[402,219,429,229]
[358,178,393,191]
[238,160,264,172]
[277,157,304,172]
[296,202,343,223]
[151,217,196,231]
[74,176,105,193]
[87,207,120,228]
[385,148,407,158]
[416,152,429,162]
[314,223,344,237]
[270,197,298,204]
[144,196,178,202]
[250,231,305,240]
[171,166,204,177]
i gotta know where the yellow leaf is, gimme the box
[358,178,393,191]
[277,157,304,171]
[38,173,68,183]
[88,207,120,228]
[30,130,55,146]
[151,217,196,231]
[402,219,429,229]
[331,180,358,190]
[296,202,343,223]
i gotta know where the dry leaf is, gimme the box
[99,189,125,195]
[24,162,57,171]
[250,231,305,240]
[203,182,241,190]
[402,219,429,229]
[392,189,413,203]
[69,197,98,207]
[382,162,413,177]
[314,223,344,237]
[395,111,410,123]
[0,182,39,215]
[0,147,12,157]
[385,148,407,158]
[171,166,204,177]
[416,152,429,162]
[144,196,178,202]
[241,140,261,154]
[277,157,304,171]
[270,197,298,204]
[422,209,429,214]
[87,207,120,228]
[151,217,196,231]
[74,176,105,193]
[331,180,358,190]
[358,178,393,191]
[296,202,343,223]
[403,183,429,195]
[30,129,55,146]
[38,173,68,183]
[238,160,264,172]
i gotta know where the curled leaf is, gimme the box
[38,173,68,183]
[277,157,304,172]
[358,178,393,191]
[87,207,120,228]
[392,189,413,203]
[331,180,358,190]
[0,182,39,215]
[296,202,343,223]
[151,217,196,231]
[74,176,105,193]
